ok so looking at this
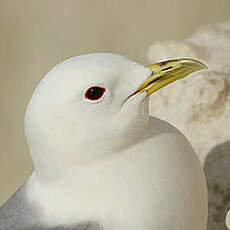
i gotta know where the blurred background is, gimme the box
[1,0,230,206]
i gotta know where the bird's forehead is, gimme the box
[50,53,146,83]
[38,53,151,98]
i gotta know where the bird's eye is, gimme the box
[85,86,106,101]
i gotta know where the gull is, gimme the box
[0,53,208,230]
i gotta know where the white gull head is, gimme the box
[25,53,152,183]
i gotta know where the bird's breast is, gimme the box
[32,132,207,230]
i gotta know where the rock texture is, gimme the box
[147,22,230,230]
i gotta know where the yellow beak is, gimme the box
[138,58,207,96]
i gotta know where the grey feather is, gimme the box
[0,181,102,230]
[0,182,46,230]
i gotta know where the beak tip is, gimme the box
[203,63,208,70]
[198,60,208,70]
[178,58,208,70]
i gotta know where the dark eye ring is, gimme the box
[85,86,106,101]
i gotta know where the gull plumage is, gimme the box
[0,53,208,230]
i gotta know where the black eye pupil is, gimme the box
[85,86,105,100]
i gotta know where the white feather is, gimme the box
[23,53,207,229]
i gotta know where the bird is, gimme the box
[0,53,208,230]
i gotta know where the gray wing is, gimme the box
[0,181,102,230]
[0,182,42,230]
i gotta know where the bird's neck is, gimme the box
[31,121,154,186]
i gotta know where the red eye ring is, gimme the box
[85,86,106,101]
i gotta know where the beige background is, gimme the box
[1,0,230,206]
